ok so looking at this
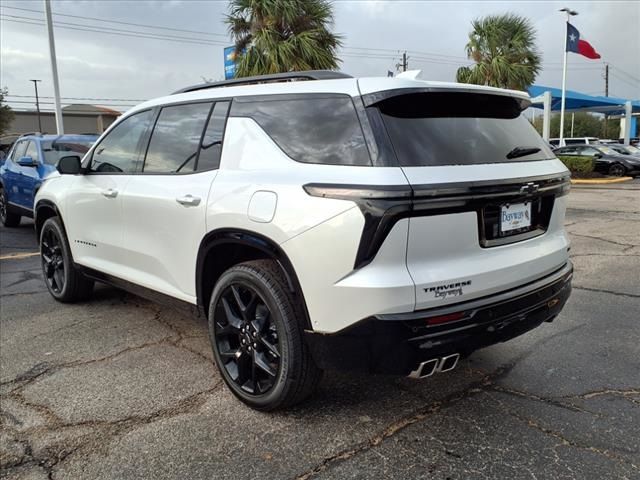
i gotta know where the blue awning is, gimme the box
[528,85,640,115]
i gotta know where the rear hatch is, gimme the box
[362,86,571,311]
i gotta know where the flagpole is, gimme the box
[559,8,578,146]
[559,20,568,146]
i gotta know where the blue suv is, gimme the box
[0,134,97,227]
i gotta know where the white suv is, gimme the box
[35,71,573,410]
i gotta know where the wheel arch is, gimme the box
[35,199,65,240]
[196,228,312,330]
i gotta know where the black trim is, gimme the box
[304,262,573,375]
[361,87,531,110]
[7,202,34,218]
[173,71,353,94]
[304,173,570,269]
[76,264,201,318]
[34,199,62,236]
[195,229,312,330]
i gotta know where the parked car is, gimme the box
[619,137,639,147]
[0,134,98,226]
[609,143,640,157]
[550,137,599,147]
[34,71,573,410]
[554,144,640,176]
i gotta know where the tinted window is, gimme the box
[90,110,153,173]
[41,139,95,165]
[25,141,39,162]
[556,147,580,155]
[564,139,584,145]
[143,102,212,173]
[197,101,229,171]
[376,92,553,166]
[231,95,370,166]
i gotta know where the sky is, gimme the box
[1,0,638,114]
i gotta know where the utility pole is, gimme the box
[396,51,408,73]
[29,79,42,132]
[44,0,64,134]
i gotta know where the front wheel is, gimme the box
[40,217,94,302]
[0,188,21,227]
[208,259,322,411]
[608,163,626,177]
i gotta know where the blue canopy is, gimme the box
[528,85,640,115]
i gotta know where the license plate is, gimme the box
[501,202,531,233]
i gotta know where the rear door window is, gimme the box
[372,92,554,166]
[143,102,212,173]
[231,95,371,166]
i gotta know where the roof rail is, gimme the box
[172,70,353,95]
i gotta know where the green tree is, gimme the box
[456,13,541,91]
[226,0,342,77]
[532,112,608,138]
[0,88,15,136]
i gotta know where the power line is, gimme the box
[1,5,229,38]
[0,17,230,47]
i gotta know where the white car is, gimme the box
[35,71,573,410]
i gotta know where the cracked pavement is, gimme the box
[1,180,639,479]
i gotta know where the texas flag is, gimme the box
[566,23,601,59]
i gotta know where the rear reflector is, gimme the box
[426,312,465,325]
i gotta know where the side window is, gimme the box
[143,102,212,173]
[10,141,28,161]
[90,110,153,173]
[580,147,599,157]
[558,147,579,155]
[230,95,371,166]
[197,101,229,171]
[25,141,39,162]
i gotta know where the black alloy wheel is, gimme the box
[608,163,626,177]
[208,260,322,410]
[39,216,94,302]
[41,226,66,294]
[0,188,21,227]
[213,282,281,395]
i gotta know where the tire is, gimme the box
[608,163,626,177]
[208,259,322,411]
[0,187,21,227]
[40,216,94,302]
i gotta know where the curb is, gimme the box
[571,177,633,185]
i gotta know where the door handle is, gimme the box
[101,188,118,198]
[176,194,201,207]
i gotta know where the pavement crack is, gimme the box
[490,385,598,415]
[563,388,640,400]
[568,232,637,249]
[573,286,640,299]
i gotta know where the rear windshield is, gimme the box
[374,92,553,166]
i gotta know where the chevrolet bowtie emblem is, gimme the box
[520,182,540,195]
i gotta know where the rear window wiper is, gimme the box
[506,146,541,159]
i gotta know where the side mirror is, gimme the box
[18,156,38,167]
[57,155,82,174]
[594,153,602,159]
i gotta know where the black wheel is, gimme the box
[40,217,94,302]
[208,259,322,410]
[608,163,626,177]
[0,187,21,227]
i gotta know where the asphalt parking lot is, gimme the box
[1,181,639,480]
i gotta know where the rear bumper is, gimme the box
[305,261,573,375]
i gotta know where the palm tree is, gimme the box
[456,13,541,91]
[226,0,342,77]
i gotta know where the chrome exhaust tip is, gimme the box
[438,353,460,373]
[408,358,439,379]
